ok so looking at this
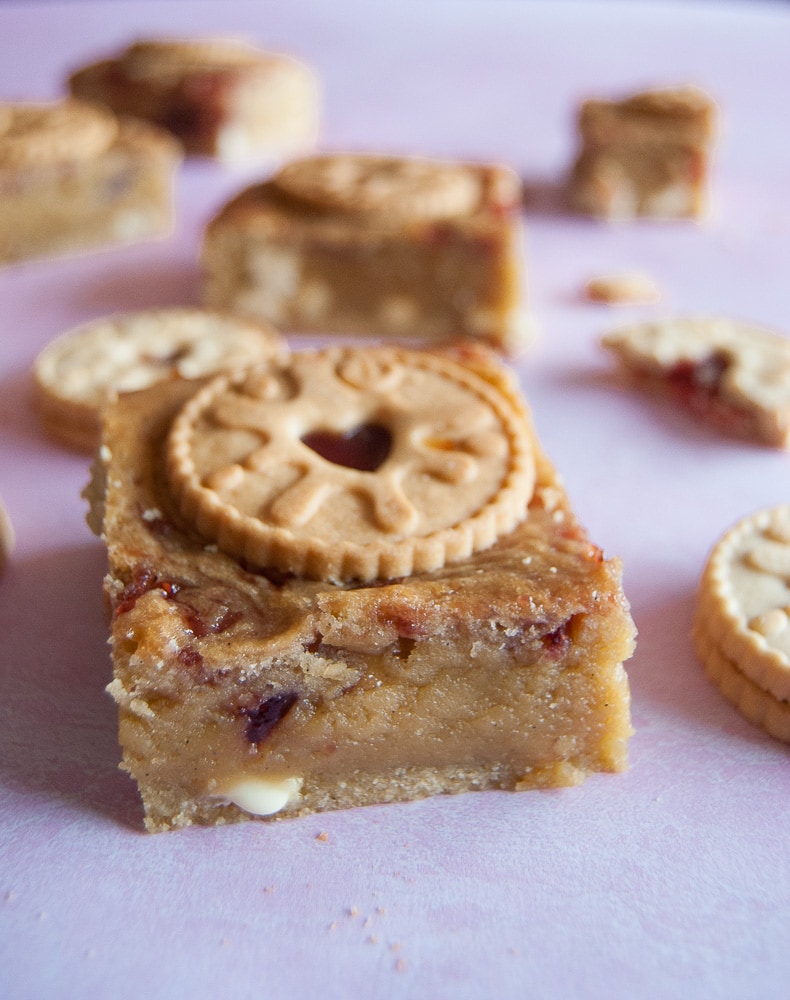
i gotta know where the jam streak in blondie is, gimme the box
[243,693,299,745]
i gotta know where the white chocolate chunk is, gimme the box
[218,776,302,816]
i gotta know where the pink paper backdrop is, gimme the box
[1,2,789,998]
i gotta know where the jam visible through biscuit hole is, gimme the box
[301,424,392,472]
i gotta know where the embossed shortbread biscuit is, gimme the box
[272,154,500,222]
[694,619,790,744]
[33,308,287,453]
[695,505,790,711]
[0,98,118,168]
[602,317,790,447]
[166,345,536,582]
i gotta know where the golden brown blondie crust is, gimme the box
[201,155,527,351]
[87,360,635,831]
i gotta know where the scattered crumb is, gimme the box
[367,934,379,945]
[316,830,329,842]
[395,958,407,972]
[390,942,402,952]
[263,886,275,894]
[328,921,338,932]
[5,891,17,903]
[362,916,372,929]
[376,906,386,915]
[348,906,359,918]
[583,271,661,305]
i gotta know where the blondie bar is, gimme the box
[0,98,180,265]
[69,38,319,164]
[85,345,635,830]
[201,153,527,351]
[568,86,717,220]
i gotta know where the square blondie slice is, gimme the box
[86,346,635,831]
[0,99,181,266]
[567,86,717,220]
[201,153,527,352]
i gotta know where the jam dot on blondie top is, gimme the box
[243,692,299,744]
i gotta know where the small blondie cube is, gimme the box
[85,344,635,831]
[69,38,320,164]
[201,153,527,351]
[568,86,717,220]
[0,98,180,266]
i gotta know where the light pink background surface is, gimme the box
[1,2,789,997]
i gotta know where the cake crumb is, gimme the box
[367,934,379,945]
[395,958,407,972]
[316,830,329,842]
[583,271,661,305]
[348,906,360,918]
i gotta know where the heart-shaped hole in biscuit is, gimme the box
[301,424,392,472]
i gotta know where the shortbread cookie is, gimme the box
[584,271,661,305]
[202,152,527,351]
[33,308,287,453]
[84,344,635,830]
[0,98,180,266]
[166,345,536,582]
[601,317,790,448]
[0,99,118,167]
[694,618,790,744]
[695,505,790,704]
[69,37,320,163]
[0,495,13,574]
[568,85,717,220]
[273,154,483,221]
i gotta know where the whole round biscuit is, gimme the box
[697,504,790,702]
[0,99,118,168]
[121,39,261,81]
[272,153,483,221]
[33,308,287,453]
[694,618,790,744]
[165,345,536,582]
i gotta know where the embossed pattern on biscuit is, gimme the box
[272,154,484,221]
[166,346,536,582]
[698,505,790,702]
[0,99,118,167]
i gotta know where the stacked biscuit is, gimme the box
[694,507,790,743]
